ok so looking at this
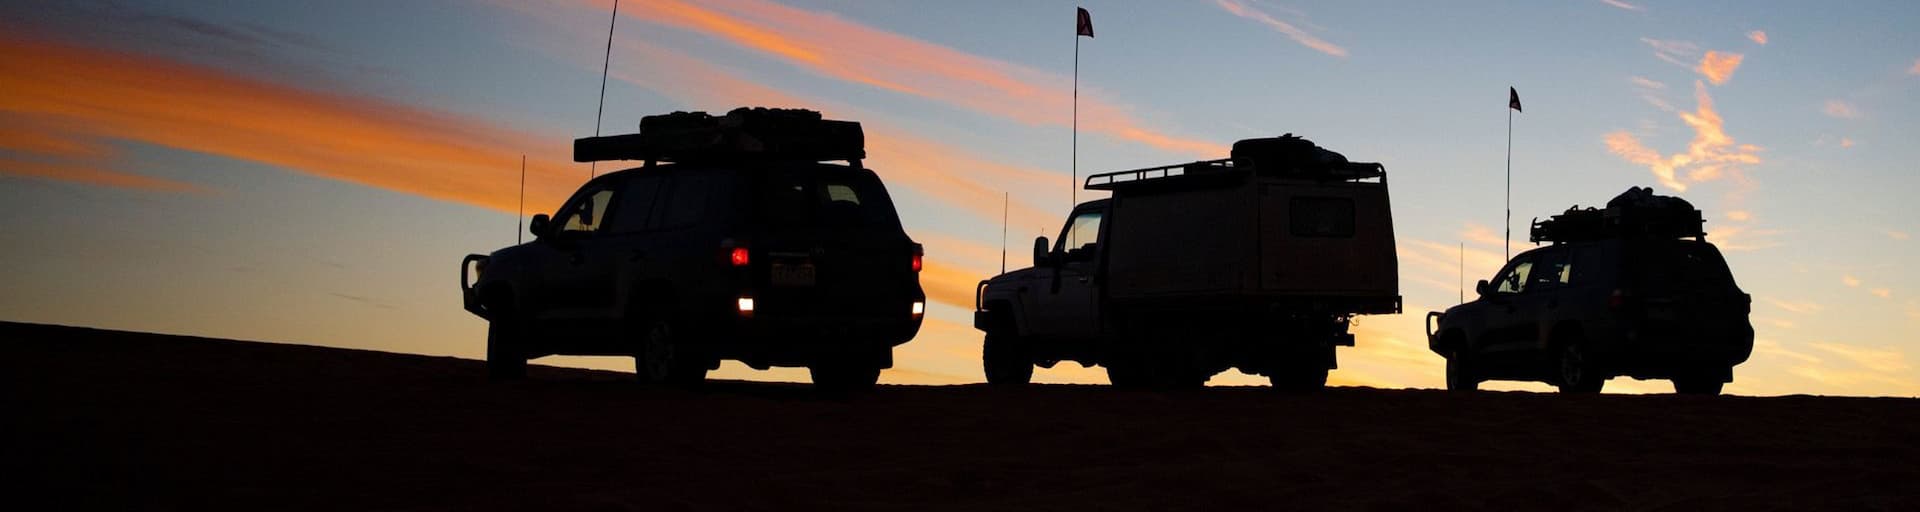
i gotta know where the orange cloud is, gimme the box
[0,157,204,193]
[0,119,205,192]
[1747,30,1768,45]
[0,34,582,213]
[1872,288,1893,299]
[1725,210,1752,221]
[1890,230,1911,240]
[1823,100,1861,119]
[1697,51,1743,85]
[1909,59,1919,75]
[1843,275,1861,287]
[1642,38,1699,67]
[608,0,1225,157]
[1603,81,1760,192]
[1213,0,1350,58]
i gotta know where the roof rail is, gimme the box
[1084,158,1386,191]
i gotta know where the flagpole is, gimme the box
[1071,32,1080,211]
[1505,103,1513,261]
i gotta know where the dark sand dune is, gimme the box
[3,321,1916,510]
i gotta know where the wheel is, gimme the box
[1444,351,1478,392]
[811,361,880,393]
[982,333,1033,386]
[1104,358,1152,389]
[1672,371,1726,395]
[1555,342,1605,394]
[486,316,527,381]
[635,317,706,387]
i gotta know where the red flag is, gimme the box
[1508,87,1522,112]
[1076,7,1094,38]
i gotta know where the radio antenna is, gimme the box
[517,155,527,245]
[1000,192,1009,274]
[589,0,620,180]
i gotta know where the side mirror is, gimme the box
[1475,279,1491,297]
[1032,236,1051,267]
[529,214,552,239]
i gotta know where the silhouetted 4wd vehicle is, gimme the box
[461,108,925,391]
[975,135,1400,390]
[1427,187,1753,395]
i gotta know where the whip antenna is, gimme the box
[590,0,620,179]
[517,155,527,245]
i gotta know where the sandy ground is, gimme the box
[3,321,1916,511]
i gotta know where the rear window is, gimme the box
[1631,241,1737,292]
[1291,196,1355,238]
[755,166,902,231]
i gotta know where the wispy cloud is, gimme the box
[1808,342,1911,374]
[1890,230,1911,240]
[1629,76,1667,90]
[0,34,580,213]
[1747,30,1768,45]
[1872,288,1893,299]
[1213,0,1350,58]
[1642,38,1699,67]
[606,0,1225,157]
[1600,0,1644,12]
[1603,81,1761,192]
[1823,100,1861,119]
[0,122,205,192]
[1697,51,1743,85]
[1725,210,1752,221]
[1841,137,1857,148]
[1766,299,1824,315]
[1910,58,1920,75]
[1843,274,1862,287]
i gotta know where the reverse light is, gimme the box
[737,297,755,314]
[911,301,925,316]
[730,247,750,267]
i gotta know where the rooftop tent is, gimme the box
[573,107,864,165]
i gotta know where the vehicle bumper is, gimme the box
[709,307,923,368]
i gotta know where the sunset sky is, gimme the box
[3,0,1917,396]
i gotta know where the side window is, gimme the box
[559,187,617,234]
[1529,249,1570,290]
[1057,210,1103,260]
[660,173,713,228]
[611,176,664,233]
[1495,259,1533,294]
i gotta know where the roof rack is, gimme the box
[1530,187,1706,244]
[573,107,864,167]
[1084,134,1385,191]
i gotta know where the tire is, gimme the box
[811,361,880,393]
[635,317,706,387]
[1555,342,1605,394]
[1444,351,1478,392]
[1672,371,1726,395]
[982,333,1033,386]
[1104,358,1152,389]
[486,316,527,381]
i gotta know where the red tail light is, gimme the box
[911,253,923,272]
[911,244,924,272]
[730,247,750,267]
[1608,289,1626,310]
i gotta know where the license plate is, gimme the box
[771,263,816,287]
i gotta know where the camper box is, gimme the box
[1087,136,1400,315]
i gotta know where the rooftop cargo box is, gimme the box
[1530,186,1706,244]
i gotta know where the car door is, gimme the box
[540,181,622,323]
[1512,247,1571,351]
[1477,253,1534,354]
[1029,207,1104,341]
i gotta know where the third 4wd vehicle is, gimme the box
[461,108,926,391]
[974,135,1400,390]
[1427,187,1753,395]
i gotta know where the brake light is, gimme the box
[1608,289,1626,310]
[730,247,750,267]
[911,244,924,272]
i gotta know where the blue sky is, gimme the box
[2,0,1916,394]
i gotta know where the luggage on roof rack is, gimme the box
[1530,187,1706,243]
[573,107,864,165]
